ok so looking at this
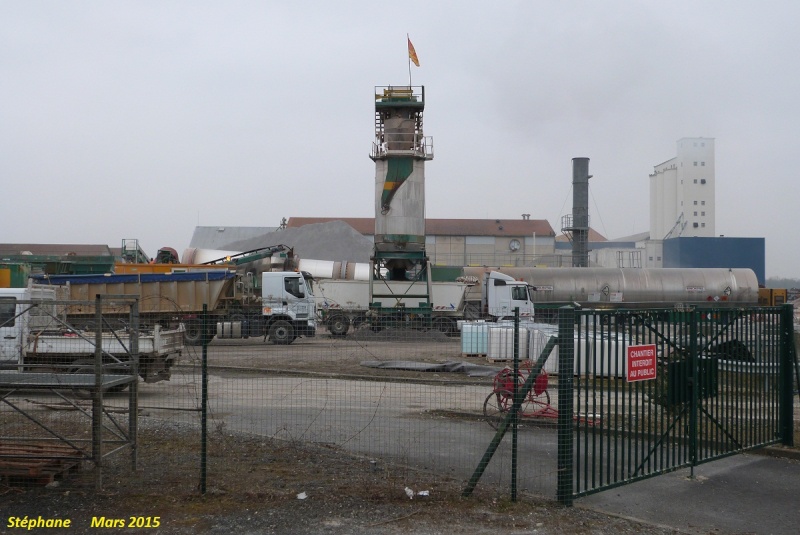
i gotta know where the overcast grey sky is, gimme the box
[2,1,798,277]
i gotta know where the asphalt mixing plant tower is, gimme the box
[368,86,434,328]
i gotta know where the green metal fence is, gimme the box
[558,304,795,504]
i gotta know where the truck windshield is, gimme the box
[284,277,304,298]
[511,285,528,301]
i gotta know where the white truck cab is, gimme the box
[0,287,58,364]
[260,271,317,344]
[483,271,535,319]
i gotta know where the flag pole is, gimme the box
[407,34,420,87]
[407,33,412,87]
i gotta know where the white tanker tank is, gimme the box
[460,267,760,307]
[295,259,371,281]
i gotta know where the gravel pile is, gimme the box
[224,220,374,263]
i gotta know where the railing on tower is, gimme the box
[371,86,433,161]
[371,135,434,160]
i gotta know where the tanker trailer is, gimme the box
[459,267,759,318]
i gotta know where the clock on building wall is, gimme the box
[509,239,521,251]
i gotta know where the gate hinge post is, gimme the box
[779,303,795,446]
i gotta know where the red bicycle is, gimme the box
[483,361,556,429]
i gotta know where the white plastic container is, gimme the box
[527,328,626,378]
[529,327,559,373]
[461,321,489,355]
[487,325,529,361]
[581,331,625,378]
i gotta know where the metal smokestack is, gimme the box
[572,157,591,267]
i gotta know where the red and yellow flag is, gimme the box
[408,36,420,67]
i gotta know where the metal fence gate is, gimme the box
[557,304,795,504]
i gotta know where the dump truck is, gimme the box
[315,270,534,336]
[32,269,317,345]
[0,286,184,384]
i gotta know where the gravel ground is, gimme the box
[1,420,684,535]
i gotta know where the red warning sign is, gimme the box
[626,344,657,382]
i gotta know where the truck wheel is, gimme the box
[269,320,295,345]
[184,319,214,346]
[432,317,457,337]
[184,319,204,345]
[327,314,350,337]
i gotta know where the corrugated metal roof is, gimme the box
[286,217,555,237]
[610,231,650,243]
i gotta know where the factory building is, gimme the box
[545,139,764,282]
[645,137,718,269]
[650,137,716,240]
[641,138,764,283]
[285,217,557,267]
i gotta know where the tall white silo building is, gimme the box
[649,137,716,239]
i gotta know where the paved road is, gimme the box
[137,368,562,496]
[580,451,800,535]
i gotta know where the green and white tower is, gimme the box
[369,86,434,327]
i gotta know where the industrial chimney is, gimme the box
[571,157,590,267]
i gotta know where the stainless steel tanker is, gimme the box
[460,267,760,307]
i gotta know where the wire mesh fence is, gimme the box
[1,299,564,501]
[2,296,795,516]
[194,313,563,499]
